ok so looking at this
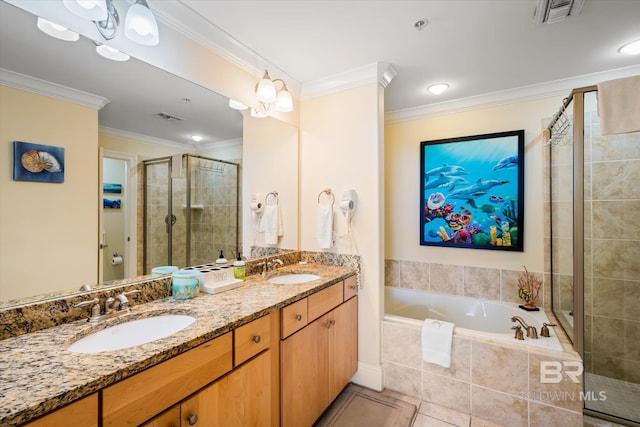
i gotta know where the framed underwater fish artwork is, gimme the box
[420,130,524,251]
[13,141,64,183]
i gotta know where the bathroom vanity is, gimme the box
[1,264,358,427]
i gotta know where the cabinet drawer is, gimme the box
[343,275,358,300]
[234,314,270,365]
[308,282,344,322]
[281,298,308,339]
[102,332,232,427]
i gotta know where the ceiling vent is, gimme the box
[154,112,183,121]
[533,0,585,24]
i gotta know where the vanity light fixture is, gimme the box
[250,108,269,119]
[63,0,159,46]
[36,17,80,41]
[618,39,640,55]
[95,43,130,61]
[228,99,249,111]
[427,83,449,95]
[255,70,293,113]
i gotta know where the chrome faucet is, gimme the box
[74,290,141,322]
[262,258,284,276]
[511,316,538,339]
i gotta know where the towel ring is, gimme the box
[317,188,335,207]
[265,190,278,205]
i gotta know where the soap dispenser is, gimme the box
[215,250,227,264]
[233,252,245,280]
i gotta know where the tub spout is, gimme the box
[511,316,529,329]
[511,316,538,338]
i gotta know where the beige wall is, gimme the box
[0,85,98,300]
[300,83,384,388]
[385,97,564,274]
[242,115,299,255]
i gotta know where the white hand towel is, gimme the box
[317,204,333,249]
[421,319,454,368]
[597,75,640,135]
[262,204,281,245]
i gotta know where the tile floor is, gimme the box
[374,386,634,427]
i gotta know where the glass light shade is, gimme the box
[190,135,204,142]
[275,89,293,112]
[96,44,130,61]
[63,0,108,22]
[256,73,277,104]
[427,83,449,95]
[228,99,248,111]
[37,18,80,41]
[618,39,640,55]
[124,3,159,46]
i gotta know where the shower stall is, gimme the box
[142,154,240,273]
[547,87,639,425]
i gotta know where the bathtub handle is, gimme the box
[540,322,556,338]
[511,325,524,340]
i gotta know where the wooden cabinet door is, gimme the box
[139,405,180,427]
[24,394,98,427]
[181,350,271,427]
[327,296,358,403]
[280,322,322,427]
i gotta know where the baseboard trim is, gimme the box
[350,361,383,391]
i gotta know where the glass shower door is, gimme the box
[143,158,172,273]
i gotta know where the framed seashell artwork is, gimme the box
[13,141,64,183]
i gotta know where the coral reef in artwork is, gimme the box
[517,265,542,310]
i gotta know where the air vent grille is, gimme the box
[533,0,585,24]
[154,112,183,121]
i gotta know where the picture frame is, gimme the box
[103,198,121,209]
[420,130,524,251]
[103,183,122,194]
[13,141,64,183]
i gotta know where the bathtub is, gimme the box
[384,286,562,351]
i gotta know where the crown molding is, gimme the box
[386,64,640,124]
[196,138,242,153]
[150,1,301,96]
[100,126,188,149]
[1,68,109,110]
[301,62,397,100]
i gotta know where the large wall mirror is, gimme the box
[0,1,299,305]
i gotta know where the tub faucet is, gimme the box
[511,316,538,339]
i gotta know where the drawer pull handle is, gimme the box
[350,284,357,289]
[325,319,336,328]
[187,414,198,425]
[252,335,261,343]
[295,314,302,321]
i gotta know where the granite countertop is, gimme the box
[0,263,356,426]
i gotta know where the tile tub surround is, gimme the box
[382,310,584,427]
[385,259,549,309]
[0,263,356,426]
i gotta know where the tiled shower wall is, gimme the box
[190,159,239,265]
[384,260,549,309]
[583,108,640,384]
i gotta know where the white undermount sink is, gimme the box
[67,314,196,353]
[268,273,321,285]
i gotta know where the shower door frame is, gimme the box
[549,85,640,427]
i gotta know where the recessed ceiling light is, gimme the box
[618,39,640,55]
[190,135,203,142]
[37,17,79,41]
[427,83,449,95]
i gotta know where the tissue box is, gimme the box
[187,265,243,294]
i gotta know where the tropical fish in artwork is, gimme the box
[427,192,447,210]
[493,155,518,171]
[447,178,509,208]
[424,173,469,191]
[424,164,470,178]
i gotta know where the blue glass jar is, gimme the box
[171,270,200,300]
